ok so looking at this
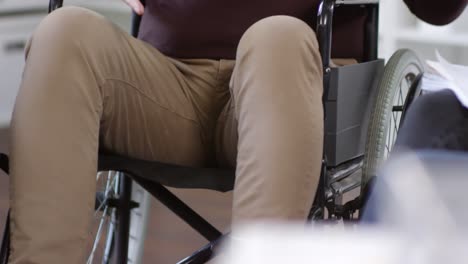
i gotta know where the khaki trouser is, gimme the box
[9,7,323,263]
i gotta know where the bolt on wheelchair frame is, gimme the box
[1,0,425,263]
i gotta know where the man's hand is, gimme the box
[123,0,144,15]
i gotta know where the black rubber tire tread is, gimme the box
[362,49,424,185]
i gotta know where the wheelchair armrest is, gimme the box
[49,0,64,13]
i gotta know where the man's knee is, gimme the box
[27,7,110,58]
[237,15,320,60]
[231,16,323,110]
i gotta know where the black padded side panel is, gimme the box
[325,59,385,166]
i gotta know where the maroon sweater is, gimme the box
[138,0,467,60]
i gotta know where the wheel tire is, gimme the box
[362,49,424,187]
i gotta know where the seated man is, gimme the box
[8,0,466,263]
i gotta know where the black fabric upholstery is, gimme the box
[395,89,468,152]
[98,155,235,193]
[0,154,8,175]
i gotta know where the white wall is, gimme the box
[379,0,468,63]
[0,0,130,128]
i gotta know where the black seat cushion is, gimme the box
[98,154,235,193]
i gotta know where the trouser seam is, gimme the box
[103,77,200,124]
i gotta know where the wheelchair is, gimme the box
[0,0,424,263]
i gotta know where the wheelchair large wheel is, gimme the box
[362,49,424,186]
[87,172,151,264]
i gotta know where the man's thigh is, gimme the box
[93,32,222,167]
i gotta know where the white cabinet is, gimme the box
[379,0,468,64]
[0,0,131,127]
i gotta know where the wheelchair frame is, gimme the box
[1,0,411,263]
[314,0,380,221]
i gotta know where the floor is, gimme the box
[0,127,233,263]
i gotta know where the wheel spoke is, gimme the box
[385,73,415,158]
[95,172,118,215]
[399,85,404,106]
[87,171,121,264]
[392,112,399,137]
[88,207,110,264]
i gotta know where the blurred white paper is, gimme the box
[422,51,468,107]
[222,224,401,264]
[222,223,468,264]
